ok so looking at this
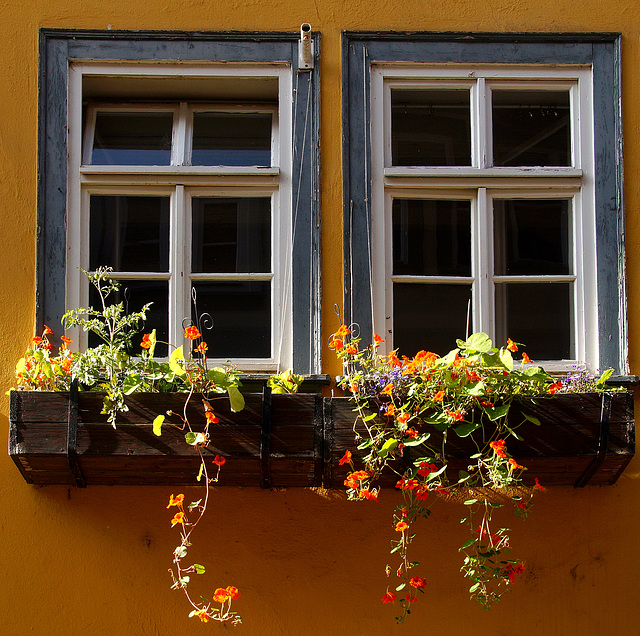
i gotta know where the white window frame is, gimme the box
[67,61,293,371]
[370,64,596,371]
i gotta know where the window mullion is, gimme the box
[474,77,488,169]
[173,102,189,166]
[171,185,186,348]
[476,187,493,340]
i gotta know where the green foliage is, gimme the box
[267,369,304,393]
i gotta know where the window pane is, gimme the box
[393,283,472,357]
[192,198,271,273]
[91,112,173,165]
[192,112,272,166]
[493,199,570,276]
[392,199,471,276]
[391,89,471,166]
[495,282,573,359]
[90,195,170,272]
[492,90,571,167]
[192,281,271,358]
[88,279,169,357]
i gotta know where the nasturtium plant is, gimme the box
[330,325,618,622]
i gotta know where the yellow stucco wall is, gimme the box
[1,2,640,634]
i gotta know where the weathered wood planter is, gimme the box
[9,389,635,488]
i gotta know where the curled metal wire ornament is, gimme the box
[182,287,214,336]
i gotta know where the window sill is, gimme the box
[9,389,634,488]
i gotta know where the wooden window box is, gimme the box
[9,389,635,488]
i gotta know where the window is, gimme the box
[38,31,321,373]
[342,33,626,372]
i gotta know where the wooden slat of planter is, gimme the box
[9,392,320,487]
[8,390,635,487]
[324,393,635,489]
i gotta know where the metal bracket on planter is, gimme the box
[67,379,87,488]
[260,385,272,489]
[574,392,612,488]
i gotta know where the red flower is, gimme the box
[409,576,427,589]
[184,325,201,340]
[490,439,507,459]
[417,461,437,477]
[381,591,396,603]
[225,586,241,600]
[213,588,230,603]
[548,381,562,394]
[213,455,226,467]
[338,449,352,465]
[405,593,418,603]
[404,427,418,439]
[534,477,546,492]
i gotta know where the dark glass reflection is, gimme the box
[393,283,472,357]
[391,89,471,166]
[492,90,571,167]
[494,199,570,276]
[88,280,169,357]
[192,281,271,358]
[192,113,272,166]
[495,282,573,360]
[90,195,170,272]
[392,199,471,276]
[91,112,173,165]
[192,198,271,274]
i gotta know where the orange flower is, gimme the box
[225,586,241,600]
[433,390,445,402]
[548,381,562,394]
[213,588,231,603]
[328,337,343,351]
[508,457,525,470]
[184,325,201,340]
[195,609,209,623]
[43,325,53,335]
[373,334,384,346]
[490,439,507,459]
[522,351,531,364]
[360,489,378,501]
[60,335,72,347]
[447,410,463,421]
[171,511,185,527]
[167,493,185,508]
[404,428,418,439]
[345,344,357,355]
[409,576,427,589]
[384,404,395,417]
[196,341,208,353]
[395,521,409,532]
[381,591,396,603]
[388,351,402,368]
[140,333,153,349]
[205,411,219,424]
[397,413,410,425]
[506,338,518,352]
[32,336,42,345]
[348,470,369,482]
[335,324,352,337]
[381,383,394,395]
[213,455,226,467]
[338,449,352,465]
